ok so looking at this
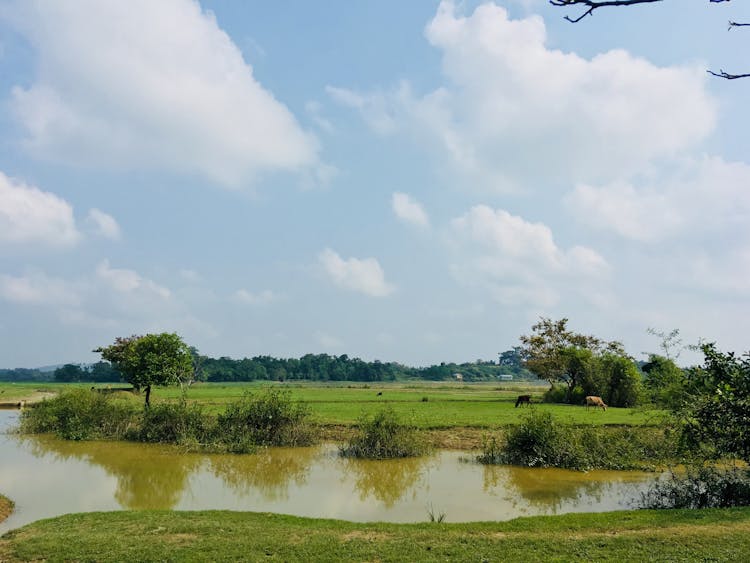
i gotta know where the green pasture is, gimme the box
[0,381,665,428]
[2,507,749,562]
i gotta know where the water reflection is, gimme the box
[483,464,648,512]
[22,436,203,509]
[208,446,316,501]
[0,410,661,532]
[341,455,434,507]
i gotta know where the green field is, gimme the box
[1,507,748,562]
[0,381,664,428]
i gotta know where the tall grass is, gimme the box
[217,389,315,452]
[19,387,318,451]
[478,410,678,470]
[19,388,137,440]
[340,406,428,459]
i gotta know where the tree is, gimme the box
[642,354,688,408]
[94,333,193,408]
[680,343,750,462]
[519,317,625,401]
[551,0,750,79]
[54,363,85,382]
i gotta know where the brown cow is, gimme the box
[585,395,607,411]
[515,395,531,408]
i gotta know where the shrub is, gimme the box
[137,400,214,446]
[217,388,315,452]
[478,411,679,470]
[639,466,750,509]
[19,389,137,441]
[340,406,428,459]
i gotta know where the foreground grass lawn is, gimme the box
[1,508,749,562]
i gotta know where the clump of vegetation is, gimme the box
[340,406,428,459]
[137,400,214,447]
[217,389,315,452]
[640,466,750,509]
[478,410,677,471]
[0,493,14,524]
[19,389,137,440]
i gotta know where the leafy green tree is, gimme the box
[680,343,750,463]
[54,363,86,382]
[519,317,625,401]
[95,333,193,408]
[642,354,688,408]
[599,353,642,408]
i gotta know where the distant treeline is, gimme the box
[197,353,533,383]
[0,368,52,382]
[1,350,533,383]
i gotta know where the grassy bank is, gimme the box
[1,508,749,562]
[0,495,12,524]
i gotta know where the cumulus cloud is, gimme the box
[233,288,277,305]
[5,0,320,187]
[450,205,609,306]
[318,248,395,297]
[332,2,715,191]
[86,208,121,240]
[0,171,79,247]
[0,271,82,306]
[96,259,170,299]
[566,156,750,242]
[392,192,430,228]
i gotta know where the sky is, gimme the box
[1,0,749,368]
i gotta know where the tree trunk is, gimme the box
[145,385,151,408]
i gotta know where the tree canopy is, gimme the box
[95,333,193,407]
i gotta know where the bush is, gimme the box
[137,400,214,446]
[340,406,428,459]
[478,410,679,470]
[639,466,750,509]
[217,388,315,452]
[19,389,137,441]
[542,384,584,404]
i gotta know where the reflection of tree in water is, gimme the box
[342,455,433,508]
[209,446,316,502]
[22,435,201,510]
[482,464,641,512]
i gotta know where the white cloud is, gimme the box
[233,288,277,305]
[334,2,715,192]
[86,208,121,240]
[0,171,79,247]
[566,156,750,242]
[96,259,170,299]
[318,248,395,297]
[0,271,81,306]
[5,0,320,187]
[315,331,343,349]
[392,192,429,228]
[450,205,609,306]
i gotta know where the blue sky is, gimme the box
[1,0,749,368]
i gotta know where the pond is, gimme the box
[0,410,658,533]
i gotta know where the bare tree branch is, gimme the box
[549,0,664,23]
[551,0,749,79]
[707,70,750,80]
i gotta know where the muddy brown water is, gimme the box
[0,410,659,532]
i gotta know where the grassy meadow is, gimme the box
[0,380,664,429]
[1,508,749,562]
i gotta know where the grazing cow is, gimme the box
[376,391,383,396]
[585,395,607,411]
[515,395,531,408]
